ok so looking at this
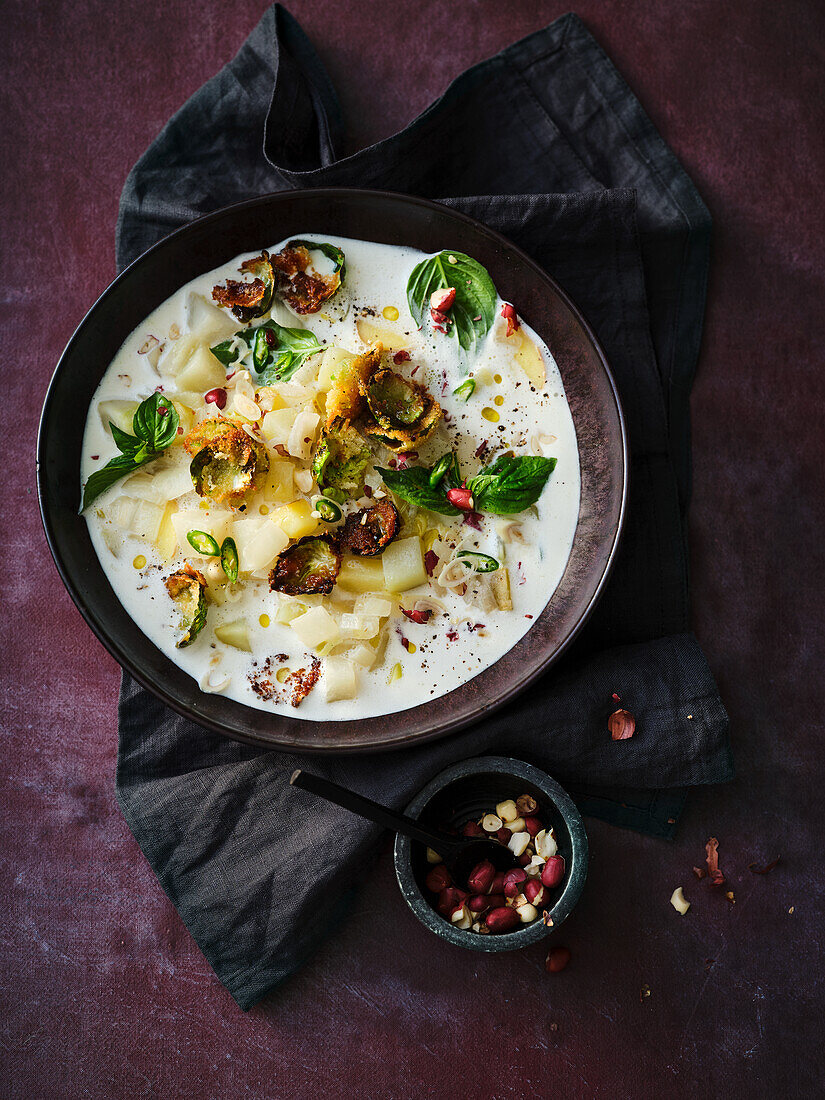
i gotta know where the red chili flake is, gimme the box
[446,629,458,642]
[474,440,489,460]
[705,837,725,886]
[363,484,373,498]
[226,370,236,381]
[393,350,411,364]
[749,858,781,875]
[411,366,419,376]
[287,657,321,707]
[424,550,439,576]
[467,622,486,633]
[154,385,164,392]
[462,511,482,530]
[525,614,533,619]
[472,315,482,321]
[398,633,412,652]
[401,608,432,625]
[693,867,707,879]
[264,328,277,346]
[90,454,99,460]
[501,302,520,337]
[612,692,621,702]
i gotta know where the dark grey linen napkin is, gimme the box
[114,6,732,1009]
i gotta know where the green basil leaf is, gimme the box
[109,423,141,454]
[469,455,557,514]
[288,239,346,284]
[406,250,497,351]
[132,392,180,450]
[81,453,143,510]
[255,321,322,385]
[210,338,239,366]
[375,465,460,516]
[82,394,180,510]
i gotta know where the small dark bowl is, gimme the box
[394,756,587,951]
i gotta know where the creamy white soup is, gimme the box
[81,234,580,720]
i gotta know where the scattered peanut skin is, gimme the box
[545,946,571,973]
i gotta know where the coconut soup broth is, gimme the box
[81,235,580,720]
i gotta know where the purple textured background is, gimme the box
[3,2,824,1096]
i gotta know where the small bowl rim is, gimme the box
[393,755,588,951]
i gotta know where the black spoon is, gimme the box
[289,769,517,884]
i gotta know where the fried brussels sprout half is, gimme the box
[312,423,371,497]
[271,241,345,314]
[184,418,269,503]
[362,369,426,428]
[212,251,275,323]
[358,367,442,452]
[339,500,401,557]
[165,564,208,648]
[325,343,382,429]
[269,534,342,595]
[361,397,442,453]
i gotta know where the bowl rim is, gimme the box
[393,755,588,951]
[37,187,628,753]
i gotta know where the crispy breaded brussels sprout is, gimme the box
[358,367,442,452]
[165,564,208,648]
[362,369,426,428]
[339,500,401,557]
[362,398,441,453]
[212,251,275,323]
[184,418,269,503]
[269,534,342,595]
[324,343,382,429]
[271,240,345,314]
[312,424,371,498]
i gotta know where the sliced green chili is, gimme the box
[253,326,271,371]
[429,453,454,488]
[457,550,499,573]
[220,537,239,582]
[187,530,220,556]
[315,498,343,523]
[453,378,476,402]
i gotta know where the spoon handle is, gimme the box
[290,769,454,853]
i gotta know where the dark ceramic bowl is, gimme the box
[38,188,627,753]
[394,756,587,951]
